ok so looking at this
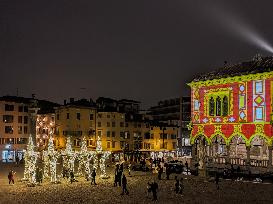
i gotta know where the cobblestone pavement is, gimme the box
[1,163,273,204]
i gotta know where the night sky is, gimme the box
[1,0,273,108]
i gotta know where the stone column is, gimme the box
[268,146,272,170]
[29,99,40,147]
[226,145,230,164]
[246,146,251,166]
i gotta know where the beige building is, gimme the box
[54,99,97,150]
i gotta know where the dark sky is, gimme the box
[1,0,273,109]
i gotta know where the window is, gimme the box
[90,114,94,120]
[172,142,177,149]
[5,126,13,134]
[98,122,101,127]
[24,126,28,134]
[3,115,13,123]
[112,141,116,148]
[216,96,222,116]
[125,132,130,139]
[18,126,23,134]
[66,113,70,119]
[171,134,177,139]
[24,116,28,124]
[98,130,102,136]
[18,116,22,123]
[107,131,111,137]
[107,122,110,127]
[98,114,102,118]
[107,141,111,148]
[24,106,28,112]
[120,122,124,127]
[5,104,14,111]
[120,141,125,149]
[120,132,124,138]
[112,131,115,137]
[77,113,81,120]
[125,123,128,127]
[112,122,115,127]
[222,96,229,116]
[57,114,59,120]
[18,106,23,112]
[209,97,215,116]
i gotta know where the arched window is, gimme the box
[222,96,229,116]
[209,97,215,116]
[216,96,221,116]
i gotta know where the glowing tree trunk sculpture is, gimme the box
[42,150,49,179]
[23,135,39,184]
[62,137,77,173]
[46,135,60,183]
[94,136,111,178]
[77,136,96,177]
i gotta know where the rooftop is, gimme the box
[192,56,273,82]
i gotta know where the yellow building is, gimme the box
[54,99,97,150]
[142,126,178,152]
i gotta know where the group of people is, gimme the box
[114,163,129,195]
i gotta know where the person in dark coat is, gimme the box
[114,164,119,186]
[121,174,129,195]
[185,161,189,175]
[215,172,220,190]
[151,181,158,201]
[158,166,163,180]
[8,170,15,184]
[174,176,180,194]
[91,169,97,185]
[166,165,170,180]
[179,178,184,194]
[70,171,78,183]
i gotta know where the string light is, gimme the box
[22,135,39,184]
[62,137,77,173]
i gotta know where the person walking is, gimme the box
[158,166,163,180]
[8,170,15,185]
[185,161,189,175]
[121,174,129,195]
[15,155,19,166]
[118,167,123,186]
[151,180,158,201]
[179,178,184,194]
[128,162,131,176]
[174,176,180,194]
[91,169,97,185]
[215,172,220,190]
[70,171,78,184]
[166,164,170,180]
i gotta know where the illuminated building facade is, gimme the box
[189,56,273,171]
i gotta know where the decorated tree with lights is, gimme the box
[94,136,111,178]
[77,136,96,177]
[22,135,39,184]
[45,135,60,183]
[62,137,77,173]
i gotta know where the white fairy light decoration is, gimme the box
[62,137,77,173]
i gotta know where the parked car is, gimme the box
[131,163,150,172]
[166,163,184,174]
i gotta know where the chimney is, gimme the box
[64,100,67,105]
[70,98,74,103]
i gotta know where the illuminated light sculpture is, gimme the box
[77,136,96,177]
[42,150,49,179]
[62,137,77,173]
[22,135,39,184]
[94,136,111,178]
[46,134,60,183]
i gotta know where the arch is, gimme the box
[210,133,228,145]
[248,134,271,146]
[227,133,249,146]
[190,134,210,145]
